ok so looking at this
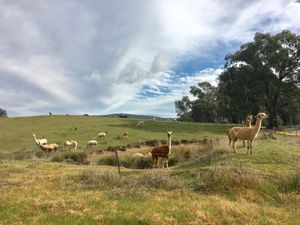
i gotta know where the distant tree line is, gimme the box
[175,30,300,128]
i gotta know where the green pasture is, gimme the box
[0,116,300,224]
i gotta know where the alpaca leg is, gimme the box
[250,140,253,154]
[242,140,245,147]
[247,140,250,155]
[166,156,169,168]
[233,140,237,153]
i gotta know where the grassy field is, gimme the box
[0,116,300,225]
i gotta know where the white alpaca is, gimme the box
[64,140,78,151]
[32,134,47,145]
[230,112,268,154]
[136,121,144,127]
[131,153,145,158]
[39,143,59,152]
[84,140,97,148]
[96,131,107,139]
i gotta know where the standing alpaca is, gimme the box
[230,113,268,154]
[33,134,47,145]
[151,131,172,168]
[64,140,78,151]
[39,143,59,152]
[226,115,253,148]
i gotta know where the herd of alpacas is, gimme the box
[32,113,268,168]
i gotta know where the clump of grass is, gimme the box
[278,172,300,193]
[193,164,265,193]
[137,170,183,190]
[79,169,127,189]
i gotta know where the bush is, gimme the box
[51,151,88,164]
[145,139,160,146]
[97,154,152,169]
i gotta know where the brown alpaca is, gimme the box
[122,131,128,138]
[151,131,172,168]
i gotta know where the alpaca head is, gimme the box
[167,131,172,137]
[246,115,253,121]
[255,112,268,120]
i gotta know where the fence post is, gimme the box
[114,149,121,175]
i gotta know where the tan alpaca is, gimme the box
[32,134,47,145]
[230,113,268,154]
[64,140,78,151]
[226,115,253,148]
[122,131,128,138]
[39,143,59,152]
[151,131,172,168]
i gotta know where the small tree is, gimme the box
[0,108,7,117]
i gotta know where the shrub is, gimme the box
[145,139,160,146]
[51,151,88,164]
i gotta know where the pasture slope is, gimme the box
[0,116,300,225]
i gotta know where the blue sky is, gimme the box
[1,0,300,117]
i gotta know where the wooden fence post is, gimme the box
[114,149,121,174]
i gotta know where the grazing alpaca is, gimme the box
[64,140,78,151]
[33,134,47,145]
[131,153,145,158]
[84,140,97,148]
[226,115,253,148]
[151,131,172,168]
[39,143,59,152]
[136,121,144,127]
[96,131,107,139]
[230,112,268,154]
[122,131,128,138]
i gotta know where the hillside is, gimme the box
[0,116,300,225]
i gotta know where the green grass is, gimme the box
[0,116,230,159]
[0,116,300,224]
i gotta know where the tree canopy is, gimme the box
[175,30,300,127]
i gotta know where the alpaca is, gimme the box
[84,140,97,148]
[230,112,268,154]
[122,131,128,138]
[226,115,253,148]
[136,121,144,127]
[96,131,107,139]
[64,140,78,151]
[151,131,172,168]
[33,134,47,145]
[131,153,145,158]
[39,143,59,152]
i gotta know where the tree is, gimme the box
[175,96,192,121]
[0,108,7,117]
[219,30,300,128]
[175,82,219,122]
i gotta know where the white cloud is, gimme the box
[0,0,299,116]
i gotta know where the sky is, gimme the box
[1,0,300,118]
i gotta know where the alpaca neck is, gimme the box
[167,136,172,155]
[246,121,251,128]
[253,118,263,138]
[33,135,39,145]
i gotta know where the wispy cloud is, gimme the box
[0,0,299,116]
